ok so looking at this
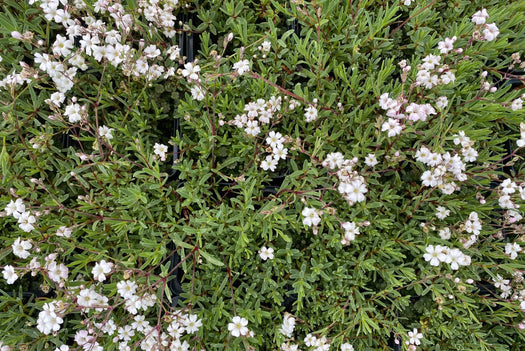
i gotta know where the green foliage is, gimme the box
[0,0,524,350]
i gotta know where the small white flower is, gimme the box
[439,228,451,240]
[153,143,168,161]
[341,343,354,351]
[233,59,250,75]
[260,40,271,53]
[505,242,522,260]
[98,125,114,140]
[181,62,200,80]
[408,328,423,345]
[266,131,284,148]
[302,207,321,227]
[184,314,202,334]
[259,246,274,261]
[435,206,450,220]
[191,85,205,101]
[228,316,249,337]
[364,153,378,167]
[12,237,32,259]
[423,245,446,266]
[17,211,36,232]
[56,226,72,238]
[92,259,113,282]
[304,106,318,122]
[2,265,18,284]
[472,9,489,25]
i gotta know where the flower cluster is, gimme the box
[415,132,478,194]
[423,244,471,270]
[461,211,483,248]
[261,130,289,172]
[304,333,331,351]
[231,96,282,137]
[471,9,500,41]
[323,152,368,205]
[341,221,360,245]
[4,199,36,232]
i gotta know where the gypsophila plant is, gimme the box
[0,0,524,350]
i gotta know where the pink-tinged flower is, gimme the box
[472,9,489,25]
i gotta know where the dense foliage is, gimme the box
[0,0,524,350]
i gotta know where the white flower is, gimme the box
[382,118,403,137]
[339,180,368,203]
[64,102,83,123]
[170,339,190,351]
[260,40,271,52]
[52,34,73,57]
[342,221,360,242]
[233,59,250,75]
[304,334,317,347]
[510,98,523,111]
[500,179,517,194]
[364,153,378,167]
[56,226,72,238]
[483,23,499,41]
[228,316,249,337]
[98,125,114,140]
[47,261,69,283]
[266,131,284,148]
[438,228,451,240]
[92,259,113,282]
[17,211,36,232]
[272,144,288,160]
[436,96,448,109]
[2,265,18,284]
[37,303,63,335]
[12,237,32,259]
[181,62,200,80]
[423,245,446,266]
[261,155,278,172]
[435,206,450,220]
[153,143,168,161]
[280,314,295,337]
[191,85,206,101]
[183,314,202,334]
[117,280,138,299]
[341,343,354,351]
[323,152,345,169]
[5,198,25,218]
[259,246,274,261]
[55,346,69,351]
[304,106,318,122]
[408,328,423,345]
[505,242,522,260]
[472,9,489,25]
[437,36,456,54]
[117,325,135,341]
[302,207,321,227]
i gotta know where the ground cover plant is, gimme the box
[0,0,524,350]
